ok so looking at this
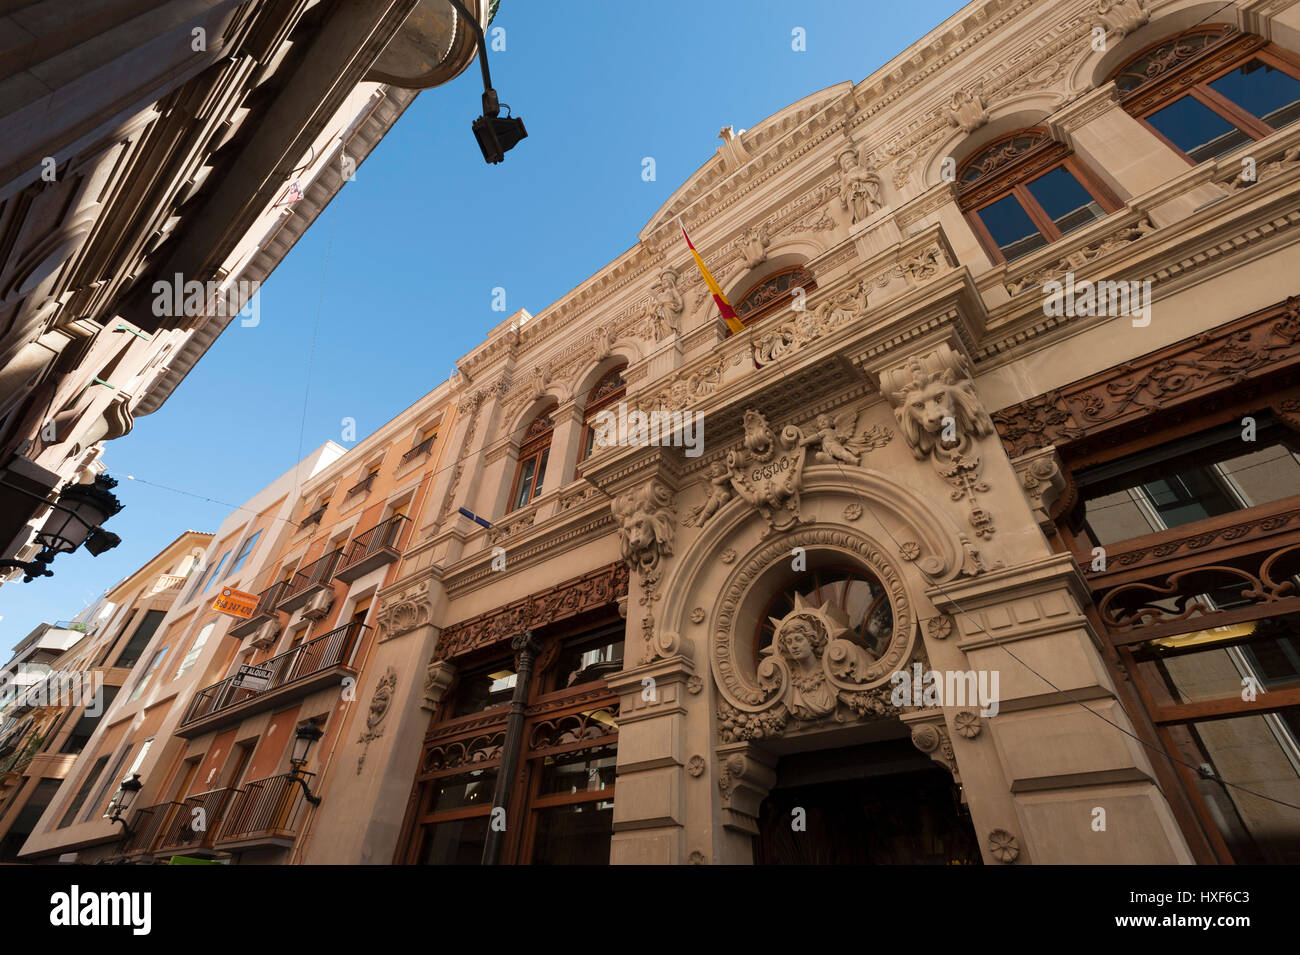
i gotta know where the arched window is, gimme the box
[957,127,1121,263]
[733,264,817,326]
[578,364,626,471]
[1110,25,1300,163]
[509,406,555,511]
[755,566,894,668]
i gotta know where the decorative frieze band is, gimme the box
[992,296,1300,459]
[431,560,629,662]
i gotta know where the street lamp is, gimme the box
[290,722,323,805]
[0,473,123,581]
[108,774,143,833]
[446,0,527,164]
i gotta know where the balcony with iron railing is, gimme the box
[178,622,369,737]
[301,504,327,528]
[400,435,436,465]
[335,514,408,583]
[156,787,243,855]
[228,579,289,639]
[118,801,183,858]
[275,548,342,613]
[215,772,315,851]
[344,472,377,502]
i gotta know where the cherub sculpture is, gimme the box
[684,460,733,527]
[802,409,893,465]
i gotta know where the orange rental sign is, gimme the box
[213,587,258,619]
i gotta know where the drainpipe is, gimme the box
[480,629,539,865]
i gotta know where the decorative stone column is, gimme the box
[585,446,694,863]
[873,342,1194,864]
[549,399,586,489]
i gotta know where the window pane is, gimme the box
[975,194,1047,261]
[1142,469,1237,527]
[1167,708,1300,863]
[537,743,617,797]
[450,663,517,716]
[513,458,536,510]
[1024,166,1105,236]
[582,425,596,461]
[530,800,614,864]
[1144,95,1253,161]
[1079,421,1300,545]
[428,768,498,814]
[1208,59,1300,130]
[418,815,489,864]
[532,448,549,501]
[553,628,624,688]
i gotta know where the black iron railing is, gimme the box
[121,801,183,855]
[339,515,407,572]
[401,435,436,464]
[217,772,314,843]
[280,549,341,603]
[158,787,242,851]
[181,622,369,726]
[345,472,377,500]
[250,580,288,617]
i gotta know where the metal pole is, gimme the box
[480,629,539,865]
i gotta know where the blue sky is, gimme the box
[0,0,968,647]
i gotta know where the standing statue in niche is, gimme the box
[648,268,684,340]
[837,149,883,223]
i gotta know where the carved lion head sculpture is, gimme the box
[885,352,993,460]
[611,480,676,581]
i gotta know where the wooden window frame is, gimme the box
[508,408,556,512]
[1112,27,1300,165]
[576,365,627,476]
[733,264,817,327]
[398,609,623,864]
[958,131,1122,265]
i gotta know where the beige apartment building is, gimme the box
[0,0,492,586]
[18,444,344,862]
[17,0,1300,866]
[0,528,210,860]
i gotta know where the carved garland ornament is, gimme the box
[357,667,398,774]
[710,525,915,741]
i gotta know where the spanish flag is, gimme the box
[680,218,744,335]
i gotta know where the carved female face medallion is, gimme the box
[709,526,915,739]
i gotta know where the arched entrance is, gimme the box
[754,738,981,865]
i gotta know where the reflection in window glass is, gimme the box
[1168,707,1300,863]
[975,194,1047,261]
[537,743,617,797]
[1208,59,1300,129]
[450,663,517,717]
[1079,420,1300,546]
[418,815,489,865]
[1025,167,1105,236]
[1144,95,1253,161]
[530,801,614,865]
[553,629,624,689]
[429,768,498,814]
